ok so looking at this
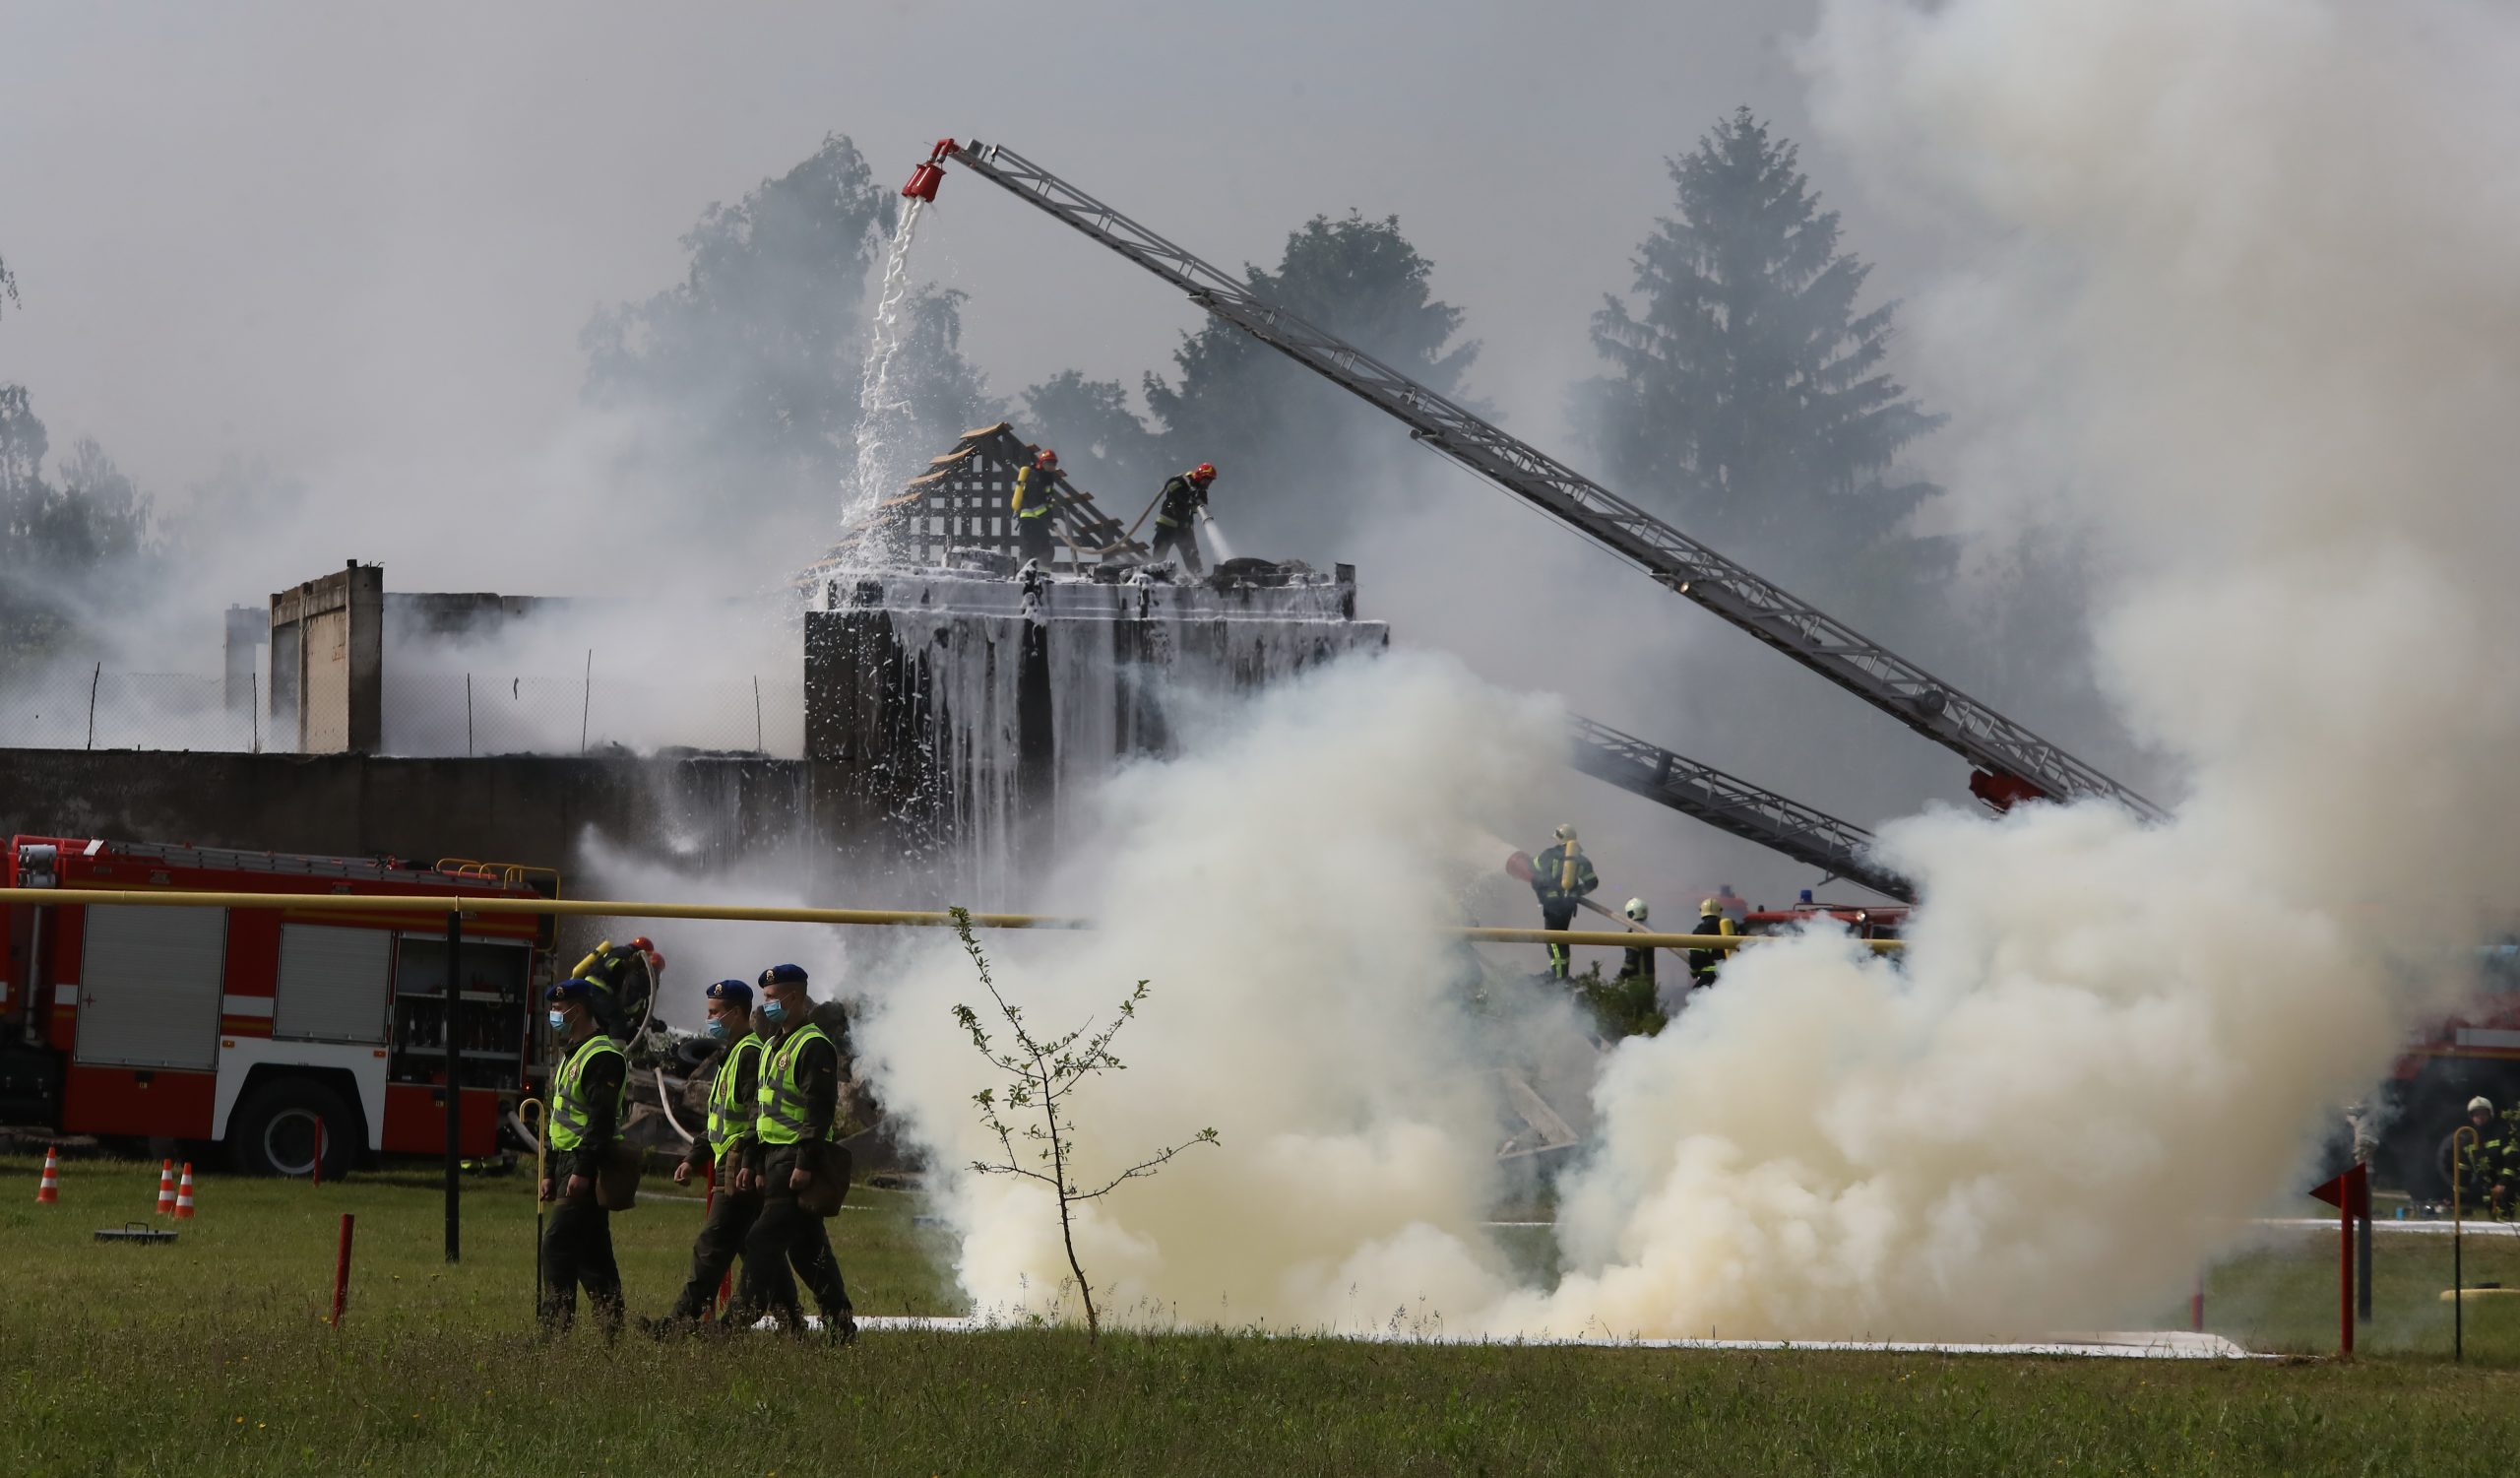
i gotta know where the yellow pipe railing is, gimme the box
[0,886,1904,952]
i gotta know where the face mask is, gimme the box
[761,999,788,1025]
[547,1009,566,1031]
[705,1018,730,1041]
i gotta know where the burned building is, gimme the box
[797,424,1389,902]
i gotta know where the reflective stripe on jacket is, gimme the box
[1156,474,1206,528]
[755,1023,834,1146]
[1531,844,1598,904]
[1012,465,1054,520]
[1686,917,1737,978]
[707,1035,765,1152]
[548,1034,629,1153]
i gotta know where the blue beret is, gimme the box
[546,978,598,1003]
[758,963,808,989]
[705,979,753,1007]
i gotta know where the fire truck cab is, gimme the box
[1734,898,1912,941]
[0,836,553,1176]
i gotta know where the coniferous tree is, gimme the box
[1581,108,1943,589]
[1134,213,1478,563]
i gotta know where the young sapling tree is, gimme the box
[949,907,1218,1340]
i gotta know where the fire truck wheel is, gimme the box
[228,1077,356,1179]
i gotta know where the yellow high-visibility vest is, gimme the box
[548,1034,627,1152]
[754,1023,834,1146]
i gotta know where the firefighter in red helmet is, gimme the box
[1151,463,1218,575]
[1011,447,1060,570]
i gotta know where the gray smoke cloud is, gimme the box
[858,0,2520,1341]
[1,1,1983,911]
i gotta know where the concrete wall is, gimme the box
[0,749,899,895]
[271,561,384,753]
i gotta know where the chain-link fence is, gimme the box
[0,670,265,751]
[380,673,805,757]
[0,668,805,757]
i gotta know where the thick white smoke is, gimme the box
[1497,0,2520,1339]
[1486,0,2520,1342]
[857,653,1584,1328]
[860,0,2520,1341]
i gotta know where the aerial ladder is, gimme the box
[1567,713,1909,901]
[898,139,2151,890]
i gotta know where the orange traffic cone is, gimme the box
[34,1146,59,1205]
[155,1159,176,1217]
[174,1163,196,1220]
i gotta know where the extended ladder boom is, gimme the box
[1565,715,1912,902]
[921,139,2160,820]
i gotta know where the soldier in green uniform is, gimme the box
[646,979,767,1338]
[731,962,856,1343]
[539,978,628,1336]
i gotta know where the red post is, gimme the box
[2338,1189,2354,1360]
[708,1163,730,1316]
[2189,1272,2204,1333]
[2309,1163,2366,1360]
[330,1213,356,1326]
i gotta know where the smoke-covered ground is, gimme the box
[844,0,2520,1341]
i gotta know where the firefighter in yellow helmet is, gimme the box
[1011,447,1061,569]
[1685,898,1738,988]
[1529,824,1599,980]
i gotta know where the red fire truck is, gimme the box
[1733,896,1913,942]
[2366,944,2520,1196]
[0,836,555,1176]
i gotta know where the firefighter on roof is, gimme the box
[540,978,628,1336]
[1529,825,1598,980]
[732,963,856,1343]
[1151,463,1217,575]
[647,979,767,1339]
[1011,447,1060,569]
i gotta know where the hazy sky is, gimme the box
[0,1,2012,900]
[0,2,1849,519]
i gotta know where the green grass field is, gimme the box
[10,1155,2520,1475]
